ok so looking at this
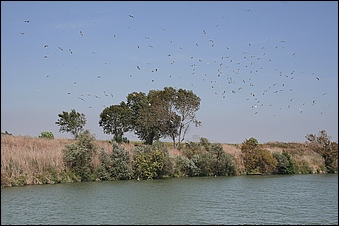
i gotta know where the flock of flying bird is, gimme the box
[21,12,328,117]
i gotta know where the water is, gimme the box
[1,174,338,225]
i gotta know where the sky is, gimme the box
[1,1,338,144]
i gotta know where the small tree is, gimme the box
[241,137,277,175]
[38,131,54,139]
[172,88,201,148]
[55,109,86,139]
[305,130,338,173]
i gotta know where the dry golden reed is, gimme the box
[1,135,324,188]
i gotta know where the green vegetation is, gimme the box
[55,109,87,140]
[1,131,12,136]
[38,131,54,139]
[241,137,278,175]
[99,102,131,144]
[96,141,133,180]
[272,151,295,174]
[305,130,338,173]
[1,130,337,188]
[62,130,97,181]
[2,82,338,188]
[99,87,201,147]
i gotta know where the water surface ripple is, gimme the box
[1,174,338,225]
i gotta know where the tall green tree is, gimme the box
[305,130,338,173]
[126,91,158,145]
[118,87,201,146]
[149,87,201,148]
[99,101,131,143]
[55,109,86,139]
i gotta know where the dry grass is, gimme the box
[1,135,74,187]
[1,135,326,188]
[222,144,246,175]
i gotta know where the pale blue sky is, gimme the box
[1,1,338,143]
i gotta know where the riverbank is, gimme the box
[1,134,327,188]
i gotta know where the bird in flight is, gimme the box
[20,32,25,35]
[78,97,85,102]
[129,14,134,18]
[80,31,83,36]
[24,20,30,23]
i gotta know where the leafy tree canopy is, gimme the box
[55,109,86,140]
[100,87,201,146]
[305,130,338,173]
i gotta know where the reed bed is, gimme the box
[1,135,325,188]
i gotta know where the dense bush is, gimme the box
[96,142,133,180]
[294,160,313,174]
[38,131,54,139]
[62,130,97,181]
[194,142,236,176]
[305,130,338,173]
[96,148,112,180]
[133,141,174,180]
[241,137,277,175]
[183,141,203,159]
[194,152,215,176]
[175,155,200,177]
[273,150,295,174]
[110,142,133,179]
[181,138,236,177]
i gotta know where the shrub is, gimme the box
[133,141,173,180]
[241,137,277,175]
[96,148,113,180]
[273,150,295,174]
[109,136,130,144]
[109,142,133,180]
[175,155,200,177]
[62,130,97,181]
[183,141,203,159]
[194,152,215,176]
[38,131,54,139]
[294,160,313,174]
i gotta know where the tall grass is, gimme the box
[1,135,72,187]
[1,135,326,188]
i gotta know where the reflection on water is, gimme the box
[1,174,338,225]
